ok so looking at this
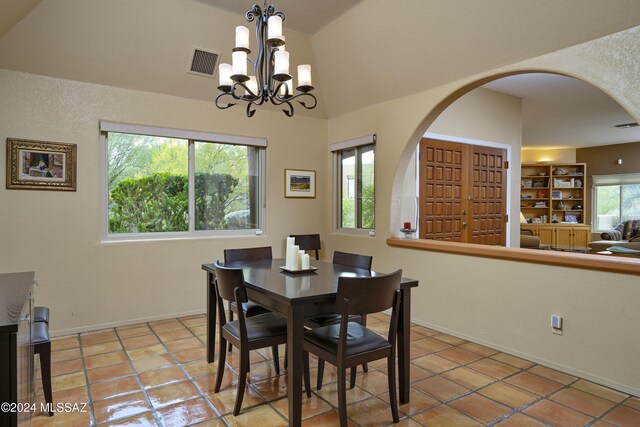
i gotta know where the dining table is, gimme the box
[201,258,419,426]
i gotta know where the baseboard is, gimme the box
[411,318,639,397]
[50,309,206,337]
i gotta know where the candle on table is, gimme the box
[301,253,310,270]
[298,250,305,270]
[403,222,412,230]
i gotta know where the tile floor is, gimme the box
[31,313,639,426]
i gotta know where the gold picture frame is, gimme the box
[284,169,315,198]
[6,138,77,191]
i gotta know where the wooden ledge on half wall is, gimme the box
[386,237,640,276]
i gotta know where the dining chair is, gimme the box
[303,269,403,426]
[290,233,321,260]
[223,247,273,350]
[306,250,373,389]
[212,261,288,416]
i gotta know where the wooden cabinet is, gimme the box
[521,163,586,225]
[521,224,591,248]
[0,272,35,427]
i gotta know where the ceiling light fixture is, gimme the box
[215,2,316,117]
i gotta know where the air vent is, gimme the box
[614,122,639,128]
[189,48,219,78]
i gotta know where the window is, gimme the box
[592,174,640,230]
[331,135,376,230]
[101,121,265,239]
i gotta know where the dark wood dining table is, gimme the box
[202,258,419,426]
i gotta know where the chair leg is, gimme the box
[349,366,357,389]
[337,367,348,426]
[227,310,234,352]
[38,342,53,416]
[284,346,288,370]
[387,355,399,423]
[214,337,227,393]
[303,351,311,398]
[271,345,280,374]
[233,350,249,416]
[361,315,368,372]
[316,359,325,390]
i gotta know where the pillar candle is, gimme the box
[298,250,305,270]
[235,26,249,50]
[267,15,283,40]
[301,253,310,270]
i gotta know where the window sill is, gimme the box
[386,238,640,276]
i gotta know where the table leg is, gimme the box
[206,272,216,364]
[398,287,411,403]
[287,305,304,427]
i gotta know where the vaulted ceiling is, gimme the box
[1,0,640,122]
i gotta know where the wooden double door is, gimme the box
[419,138,507,245]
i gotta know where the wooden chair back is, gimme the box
[224,246,272,263]
[213,261,248,305]
[332,250,373,270]
[291,234,321,260]
[336,269,402,316]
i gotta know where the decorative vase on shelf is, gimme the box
[556,201,564,210]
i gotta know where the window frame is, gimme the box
[99,122,266,242]
[331,134,376,234]
[591,173,640,232]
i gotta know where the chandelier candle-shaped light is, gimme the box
[215,2,317,117]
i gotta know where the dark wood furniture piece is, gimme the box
[211,261,288,415]
[307,251,374,389]
[201,259,418,427]
[32,322,53,416]
[290,234,321,260]
[0,272,35,427]
[303,270,403,426]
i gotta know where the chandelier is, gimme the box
[215,2,317,118]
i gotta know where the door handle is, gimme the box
[462,221,468,228]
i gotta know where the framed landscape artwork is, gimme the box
[284,169,315,198]
[6,138,77,191]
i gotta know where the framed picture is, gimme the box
[284,169,315,198]
[564,213,578,223]
[6,138,77,191]
[551,190,562,199]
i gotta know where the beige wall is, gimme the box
[522,148,577,163]
[0,69,328,335]
[324,27,640,395]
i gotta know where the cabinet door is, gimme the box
[572,228,591,247]
[537,227,554,245]
[555,228,573,246]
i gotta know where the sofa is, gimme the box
[520,229,550,250]
[588,220,640,253]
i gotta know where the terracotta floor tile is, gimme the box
[51,371,86,392]
[432,332,468,346]
[478,381,539,408]
[131,354,176,372]
[505,371,564,396]
[126,344,168,360]
[441,366,496,390]
[527,365,577,385]
[411,354,459,373]
[550,387,617,417]
[83,341,123,357]
[139,366,187,389]
[246,360,281,383]
[156,398,216,426]
[116,325,152,339]
[193,371,238,396]
[412,325,439,336]
[523,399,593,427]
[51,358,84,377]
[190,326,208,336]
[591,421,617,427]
[347,396,405,426]
[303,410,358,426]
[121,334,160,350]
[602,405,640,426]
[222,404,286,426]
[31,406,92,426]
[51,336,80,351]
[172,346,206,363]
[150,320,186,333]
[85,350,128,370]
[413,375,470,403]
[460,342,500,357]
[412,405,484,426]
[624,397,640,410]
[355,370,394,396]
[469,358,521,379]
[377,386,439,415]
[92,391,150,424]
[206,385,266,416]
[165,337,204,353]
[51,385,89,405]
[106,411,158,426]
[449,393,512,424]
[80,329,118,346]
[90,376,141,401]
[410,337,451,358]
[189,418,227,427]
[51,347,82,363]
[437,347,484,365]
[87,361,133,383]
[571,379,629,403]
[491,353,536,369]
[183,360,219,379]
[156,328,195,342]
[314,382,372,407]
[494,412,549,426]
[146,380,200,409]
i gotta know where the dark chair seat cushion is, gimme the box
[32,321,50,344]
[223,312,287,341]
[305,313,363,328]
[230,300,270,317]
[34,306,50,323]
[304,322,390,357]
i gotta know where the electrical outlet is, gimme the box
[551,315,563,335]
